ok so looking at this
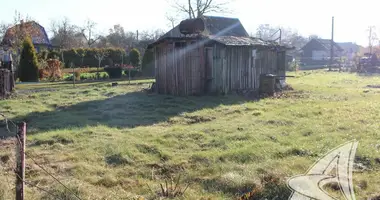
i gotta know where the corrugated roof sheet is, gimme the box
[210,36,265,46]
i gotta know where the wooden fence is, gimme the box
[0,69,12,99]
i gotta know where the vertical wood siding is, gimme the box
[154,41,287,96]
[155,41,203,96]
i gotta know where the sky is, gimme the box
[0,0,378,47]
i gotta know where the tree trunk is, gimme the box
[97,60,101,79]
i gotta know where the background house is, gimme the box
[148,16,292,96]
[337,42,363,61]
[1,20,52,53]
[300,38,343,66]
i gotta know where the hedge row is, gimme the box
[37,47,155,77]
[41,48,130,68]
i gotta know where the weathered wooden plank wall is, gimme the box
[154,41,288,96]
[155,41,203,96]
[209,46,285,95]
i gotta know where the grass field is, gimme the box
[1,71,380,199]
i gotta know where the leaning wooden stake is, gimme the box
[16,122,26,200]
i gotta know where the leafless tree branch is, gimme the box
[171,0,231,19]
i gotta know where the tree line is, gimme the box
[0,3,325,74]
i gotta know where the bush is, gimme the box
[61,48,128,68]
[102,73,109,80]
[124,68,140,78]
[129,48,141,67]
[45,59,62,81]
[47,50,60,59]
[38,68,49,80]
[37,50,48,61]
[19,37,39,82]
[104,67,122,79]
[74,71,81,81]
[142,48,154,77]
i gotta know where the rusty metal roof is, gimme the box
[210,36,266,46]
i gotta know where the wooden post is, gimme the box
[71,63,75,88]
[16,122,26,200]
[128,68,131,84]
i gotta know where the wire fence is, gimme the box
[0,113,82,200]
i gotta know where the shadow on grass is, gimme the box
[10,91,246,135]
[357,72,380,77]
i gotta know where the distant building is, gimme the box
[336,42,363,61]
[300,38,343,66]
[1,20,52,53]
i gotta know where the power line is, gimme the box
[1,114,82,200]
[13,170,65,200]
[15,134,82,200]
[24,180,65,200]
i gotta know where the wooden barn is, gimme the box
[147,16,293,96]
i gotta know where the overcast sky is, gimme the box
[0,0,378,46]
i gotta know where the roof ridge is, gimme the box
[203,15,240,20]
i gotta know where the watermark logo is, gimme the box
[287,141,358,200]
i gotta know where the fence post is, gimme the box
[15,122,26,200]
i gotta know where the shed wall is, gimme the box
[210,45,286,94]
[154,41,204,96]
[154,41,288,96]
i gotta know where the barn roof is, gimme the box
[147,35,294,50]
[1,21,51,46]
[307,38,343,52]
[202,16,249,37]
[210,36,267,46]
[160,16,249,39]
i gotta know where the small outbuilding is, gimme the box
[148,16,293,96]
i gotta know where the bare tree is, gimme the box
[3,11,39,70]
[75,48,87,67]
[6,10,36,49]
[81,19,101,47]
[254,24,308,49]
[50,17,84,49]
[367,26,378,54]
[0,22,11,41]
[165,12,179,28]
[94,49,108,78]
[171,0,231,19]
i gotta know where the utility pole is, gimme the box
[330,16,334,71]
[368,26,374,55]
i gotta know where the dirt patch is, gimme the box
[189,155,211,167]
[366,85,380,88]
[136,144,170,161]
[146,162,187,179]
[31,135,74,146]
[105,153,134,166]
[368,194,380,200]
[167,115,216,125]
[239,173,291,200]
[354,155,373,172]
[272,90,309,99]
[263,120,294,126]
[275,148,317,158]
[184,115,216,124]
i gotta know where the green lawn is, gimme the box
[1,71,380,199]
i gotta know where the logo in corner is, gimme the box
[287,141,358,200]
